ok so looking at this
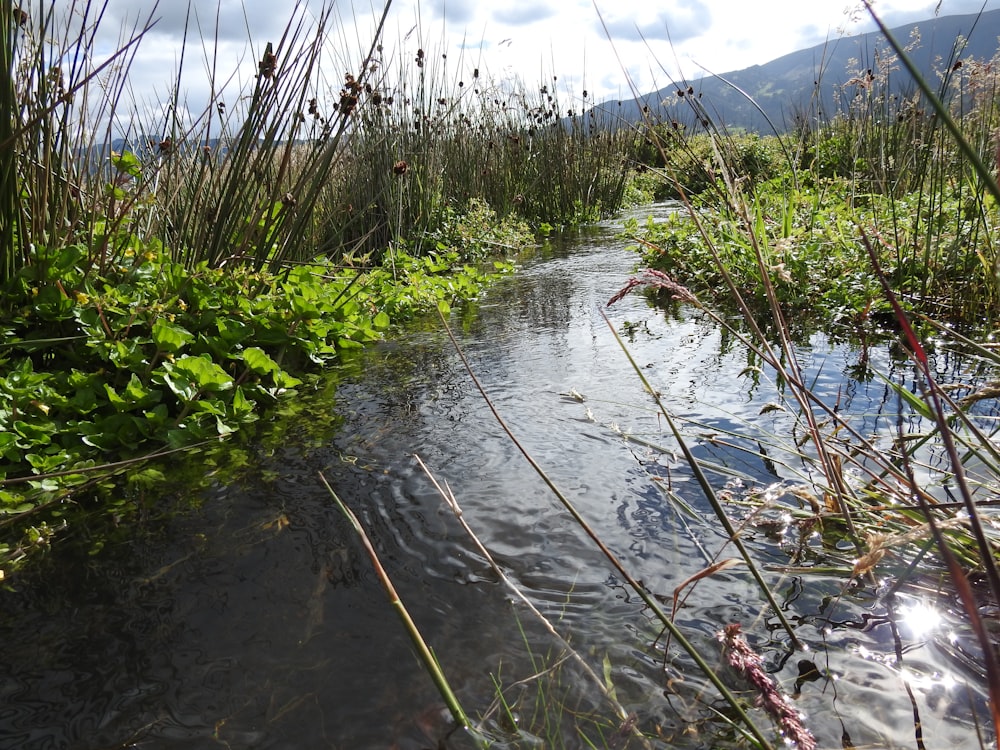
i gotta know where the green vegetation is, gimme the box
[0,0,612,577]
[630,21,1000,335]
[6,0,1000,747]
[605,8,1000,746]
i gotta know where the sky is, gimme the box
[50,0,1000,127]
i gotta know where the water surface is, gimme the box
[0,205,994,749]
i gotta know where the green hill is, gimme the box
[591,8,1000,133]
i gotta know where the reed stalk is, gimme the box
[414,453,652,748]
[437,308,782,750]
[600,309,804,648]
[318,471,484,745]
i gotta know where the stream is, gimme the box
[0,204,995,749]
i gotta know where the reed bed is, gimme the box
[2,0,636,288]
[331,37,638,260]
[639,9,1000,329]
[0,0,636,582]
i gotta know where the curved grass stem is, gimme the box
[437,307,782,750]
[413,453,653,748]
[601,310,803,650]
[318,471,486,747]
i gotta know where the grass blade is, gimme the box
[318,471,482,744]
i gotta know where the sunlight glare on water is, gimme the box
[898,598,944,640]
[0,203,995,749]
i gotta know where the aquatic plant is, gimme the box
[330,31,638,259]
[719,624,815,750]
[0,0,557,578]
[631,6,1000,330]
[612,2,1000,745]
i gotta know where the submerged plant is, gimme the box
[720,624,816,750]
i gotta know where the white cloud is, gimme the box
[33,0,1000,118]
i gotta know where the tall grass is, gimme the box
[99,2,393,274]
[794,15,1000,319]
[636,11,1000,326]
[2,1,638,291]
[331,35,638,260]
[621,3,1000,743]
[0,1,156,291]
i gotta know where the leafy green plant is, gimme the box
[0,236,513,577]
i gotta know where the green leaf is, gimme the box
[0,432,19,459]
[273,370,302,389]
[289,294,320,319]
[68,385,99,413]
[123,373,160,408]
[173,355,234,392]
[26,452,67,473]
[152,318,193,354]
[231,386,255,419]
[160,355,234,401]
[373,311,390,331]
[111,150,142,178]
[602,653,618,702]
[33,285,74,321]
[79,414,144,450]
[241,347,281,376]
[13,421,53,445]
[103,382,128,411]
[877,373,933,420]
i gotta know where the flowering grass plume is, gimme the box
[719,623,817,750]
[607,268,699,307]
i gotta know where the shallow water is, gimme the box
[0,205,995,749]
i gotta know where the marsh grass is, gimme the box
[617,3,1000,743]
[0,1,156,289]
[0,0,573,577]
[630,8,1000,331]
[332,36,638,261]
[3,0,634,286]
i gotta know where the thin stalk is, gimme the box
[863,0,1000,207]
[0,4,20,284]
[414,453,651,748]
[860,228,1000,737]
[600,310,803,649]
[317,472,483,745]
[437,309,780,750]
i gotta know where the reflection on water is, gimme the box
[0,204,995,749]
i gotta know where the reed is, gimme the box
[331,33,638,260]
[0,1,156,292]
[437,308,789,749]
[631,6,1000,327]
[3,0,637,290]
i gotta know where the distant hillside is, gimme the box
[590,9,1000,133]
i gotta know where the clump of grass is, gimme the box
[330,32,638,260]
[628,7,1000,331]
[1,1,156,290]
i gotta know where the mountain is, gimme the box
[589,9,1000,133]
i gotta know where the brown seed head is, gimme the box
[259,45,277,79]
